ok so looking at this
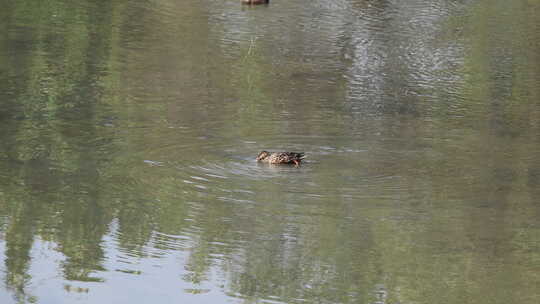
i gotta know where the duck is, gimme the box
[242,0,269,4]
[256,151,305,166]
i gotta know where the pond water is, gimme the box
[1,0,539,303]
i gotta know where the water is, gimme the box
[1,0,539,303]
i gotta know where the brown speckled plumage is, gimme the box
[241,0,269,4]
[256,151,305,165]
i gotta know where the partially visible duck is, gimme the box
[256,151,305,166]
[242,0,269,4]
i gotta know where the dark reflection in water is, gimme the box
[1,0,539,303]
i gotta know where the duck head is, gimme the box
[256,151,270,161]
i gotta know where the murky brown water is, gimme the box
[1,0,539,303]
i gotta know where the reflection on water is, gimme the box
[1,0,539,303]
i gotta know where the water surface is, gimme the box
[1,0,539,303]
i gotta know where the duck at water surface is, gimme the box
[256,151,305,166]
[242,0,269,4]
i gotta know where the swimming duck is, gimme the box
[256,151,305,166]
[242,0,269,4]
